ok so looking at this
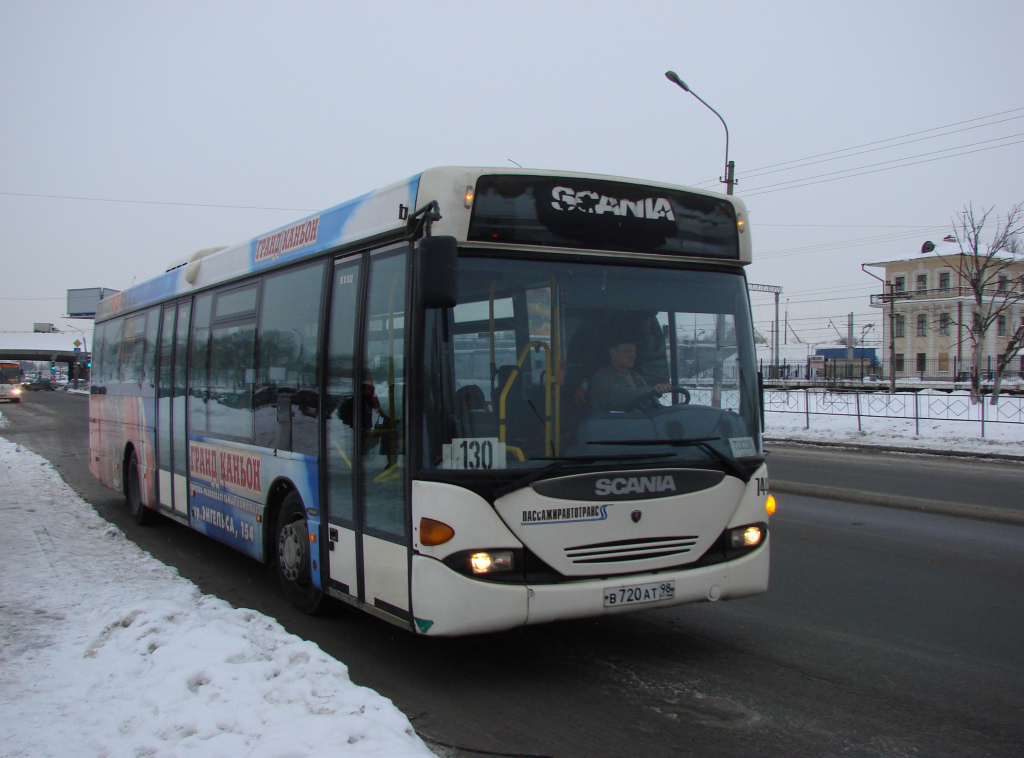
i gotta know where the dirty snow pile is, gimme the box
[0,436,433,758]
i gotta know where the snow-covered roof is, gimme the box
[865,238,1021,267]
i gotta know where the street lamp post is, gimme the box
[665,71,735,195]
[861,265,896,393]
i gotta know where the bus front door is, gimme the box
[323,249,412,627]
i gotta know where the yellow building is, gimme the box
[865,240,1024,379]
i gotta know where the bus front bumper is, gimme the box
[411,537,769,637]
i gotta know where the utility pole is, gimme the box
[862,265,897,392]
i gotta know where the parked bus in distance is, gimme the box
[1,361,23,403]
[89,167,772,636]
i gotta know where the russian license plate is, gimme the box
[603,580,675,608]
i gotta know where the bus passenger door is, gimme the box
[156,299,191,516]
[324,259,361,601]
[323,248,411,626]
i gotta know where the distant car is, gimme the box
[24,378,56,392]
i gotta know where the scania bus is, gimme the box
[90,167,772,636]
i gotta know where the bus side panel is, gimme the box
[185,437,319,573]
[88,392,158,507]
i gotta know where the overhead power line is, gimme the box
[756,226,947,260]
[689,106,1024,194]
[742,134,1024,196]
[743,115,1024,181]
[0,192,318,213]
[742,107,1024,176]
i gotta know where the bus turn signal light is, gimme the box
[766,494,776,516]
[420,518,455,546]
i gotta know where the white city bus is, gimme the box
[90,167,772,636]
[1,361,23,403]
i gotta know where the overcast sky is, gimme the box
[2,0,1022,346]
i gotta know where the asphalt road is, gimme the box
[765,440,1024,524]
[3,391,1023,757]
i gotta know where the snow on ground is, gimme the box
[764,398,1024,457]
[0,433,433,758]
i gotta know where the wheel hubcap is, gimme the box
[278,519,307,582]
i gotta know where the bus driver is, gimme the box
[588,339,671,413]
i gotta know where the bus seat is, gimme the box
[455,385,497,438]
[492,364,543,456]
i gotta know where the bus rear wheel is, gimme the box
[126,450,156,525]
[276,491,325,614]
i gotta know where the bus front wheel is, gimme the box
[275,491,325,614]
[126,450,156,525]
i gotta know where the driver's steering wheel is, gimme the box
[622,385,691,412]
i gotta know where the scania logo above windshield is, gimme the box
[550,186,676,220]
[594,475,677,497]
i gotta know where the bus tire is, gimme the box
[126,450,156,526]
[276,491,325,614]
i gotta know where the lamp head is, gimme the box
[664,71,689,91]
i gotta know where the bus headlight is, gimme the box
[470,550,514,574]
[729,524,764,548]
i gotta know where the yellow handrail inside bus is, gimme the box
[497,341,552,459]
[489,281,496,392]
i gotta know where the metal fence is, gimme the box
[765,389,1024,437]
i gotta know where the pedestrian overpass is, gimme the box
[0,331,92,382]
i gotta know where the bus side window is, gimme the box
[254,261,326,455]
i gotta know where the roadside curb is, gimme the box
[771,480,1024,526]
[764,436,1024,463]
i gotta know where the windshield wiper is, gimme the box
[586,437,754,480]
[493,452,675,499]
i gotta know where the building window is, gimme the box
[939,312,951,336]
[998,275,1008,292]
[916,353,927,373]
[895,314,905,338]
[895,353,905,372]
[916,314,928,337]
[998,315,1007,337]
[917,274,927,291]
[938,353,949,373]
[894,276,905,293]
[939,272,950,291]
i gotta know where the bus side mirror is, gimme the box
[417,235,458,309]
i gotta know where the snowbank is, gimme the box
[0,435,433,758]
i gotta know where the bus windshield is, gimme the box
[421,255,761,473]
[1,364,22,385]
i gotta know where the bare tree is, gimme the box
[938,203,1024,404]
